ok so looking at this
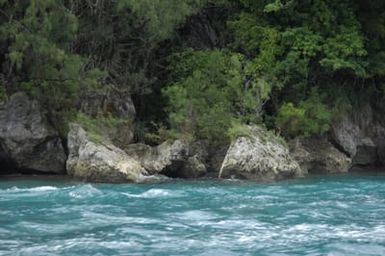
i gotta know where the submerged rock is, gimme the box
[219,126,303,180]
[125,140,207,178]
[290,137,351,174]
[67,124,147,183]
[0,92,66,173]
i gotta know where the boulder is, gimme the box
[125,140,207,178]
[0,92,66,173]
[67,124,147,183]
[219,126,303,180]
[290,137,351,174]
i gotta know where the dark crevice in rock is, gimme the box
[0,159,17,175]
[15,168,63,175]
[0,143,16,175]
[61,137,69,157]
[328,135,352,158]
[349,164,385,173]
[307,162,329,174]
[160,160,186,178]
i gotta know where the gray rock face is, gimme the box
[67,124,147,183]
[290,137,352,174]
[125,140,207,178]
[219,126,303,180]
[0,92,66,173]
[331,104,384,166]
[354,139,378,166]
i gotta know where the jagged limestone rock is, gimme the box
[67,124,147,183]
[124,140,207,178]
[219,126,303,180]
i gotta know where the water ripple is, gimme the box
[0,174,385,255]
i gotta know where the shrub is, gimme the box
[276,92,332,138]
[164,50,271,144]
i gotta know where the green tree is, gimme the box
[0,0,104,131]
[164,49,271,143]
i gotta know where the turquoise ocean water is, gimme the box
[1,174,385,255]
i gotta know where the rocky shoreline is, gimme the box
[0,92,384,183]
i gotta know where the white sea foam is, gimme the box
[2,176,385,255]
[68,184,102,198]
[123,188,181,198]
[5,186,58,193]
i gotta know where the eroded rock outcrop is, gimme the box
[331,104,385,167]
[0,92,66,173]
[290,137,352,174]
[125,140,207,178]
[67,124,147,183]
[219,126,303,180]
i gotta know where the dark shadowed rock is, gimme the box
[0,92,66,173]
[330,104,385,167]
[181,12,221,49]
[206,144,227,174]
[178,156,207,178]
[290,137,351,174]
[124,140,207,178]
[354,139,378,166]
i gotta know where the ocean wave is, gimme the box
[68,184,102,199]
[2,186,58,193]
[123,188,182,198]
[1,175,385,255]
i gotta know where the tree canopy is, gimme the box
[1,0,384,143]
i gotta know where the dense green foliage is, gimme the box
[1,0,385,143]
[276,91,332,138]
[164,50,270,142]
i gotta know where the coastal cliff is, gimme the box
[0,92,384,182]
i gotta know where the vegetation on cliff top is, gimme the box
[1,0,385,144]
